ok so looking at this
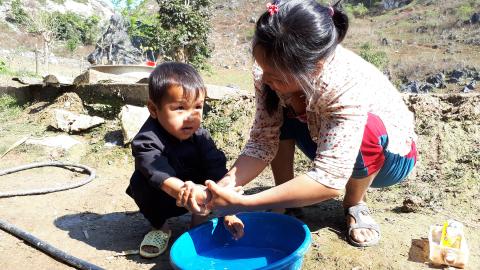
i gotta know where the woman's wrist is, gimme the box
[241,194,255,209]
[218,174,236,188]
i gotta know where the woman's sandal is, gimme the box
[344,203,381,247]
[139,229,172,258]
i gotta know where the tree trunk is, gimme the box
[43,40,49,73]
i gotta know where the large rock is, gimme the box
[118,105,150,145]
[87,14,143,65]
[383,0,412,10]
[51,109,105,133]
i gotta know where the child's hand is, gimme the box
[177,181,211,216]
[223,215,244,240]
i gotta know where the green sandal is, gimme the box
[139,229,171,258]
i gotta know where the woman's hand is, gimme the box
[205,180,246,215]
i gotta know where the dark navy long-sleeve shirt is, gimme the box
[129,117,228,190]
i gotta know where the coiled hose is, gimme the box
[0,161,104,270]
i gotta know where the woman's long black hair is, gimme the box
[253,0,349,114]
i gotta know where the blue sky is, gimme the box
[108,0,143,9]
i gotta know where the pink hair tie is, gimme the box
[328,6,334,16]
[266,3,279,16]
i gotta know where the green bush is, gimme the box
[10,0,31,26]
[66,37,79,53]
[344,3,369,18]
[202,97,255,161]
[457,4,475,20]
[359,42,389,70]
[0,59,8,74]
[50,12,100,45]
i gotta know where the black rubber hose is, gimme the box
[0,219,104,270]
[0,161,96,198]
[0,161,104,270]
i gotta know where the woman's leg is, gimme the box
[271,139,296,186]
[270,139,295,213]
[345,113,417,246]
[343,172,379,245]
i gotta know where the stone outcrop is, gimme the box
[119,105,150,145]
[87,14,143,65]
[51,109,105,133]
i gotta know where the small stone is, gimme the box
[401,195,424,213]
[385,217,395,223]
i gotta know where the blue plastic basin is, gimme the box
[170,212,311,270]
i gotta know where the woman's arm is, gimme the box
[217,154,269,188]
[207,173,342,215]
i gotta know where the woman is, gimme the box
[186,0,417,247]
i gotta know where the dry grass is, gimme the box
[344,0,480,86]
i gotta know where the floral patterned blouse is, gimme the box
[241,45,417,190]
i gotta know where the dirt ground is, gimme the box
[0,103,479,270]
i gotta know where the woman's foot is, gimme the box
[344,203,380,247]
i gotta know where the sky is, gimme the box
[108,0,143,10]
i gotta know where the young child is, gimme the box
[126,62,243,258]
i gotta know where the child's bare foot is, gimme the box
[223,215,245,240]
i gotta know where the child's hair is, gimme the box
[148,62,206,106]
[253,0,349,114]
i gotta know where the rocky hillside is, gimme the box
[0,0,479,94]
[0,0,114,21]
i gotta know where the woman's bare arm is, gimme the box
[217,155,269,188]
[207,173,342,215]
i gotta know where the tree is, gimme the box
[29,12,57,72]
[156,0,212,69]
[118,0,163,62]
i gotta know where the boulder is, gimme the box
[51,109,105,133]
[119,105,150,145]
[87,14,143,65]
[426,73,446,88]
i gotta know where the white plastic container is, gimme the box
[428,223,469,268]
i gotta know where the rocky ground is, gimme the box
[0,90,479,269]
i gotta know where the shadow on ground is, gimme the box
[54,211,180,268]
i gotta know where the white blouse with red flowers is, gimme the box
[241,45,417,190]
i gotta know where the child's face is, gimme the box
[254,46,302,94]
[148,85,205,141]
